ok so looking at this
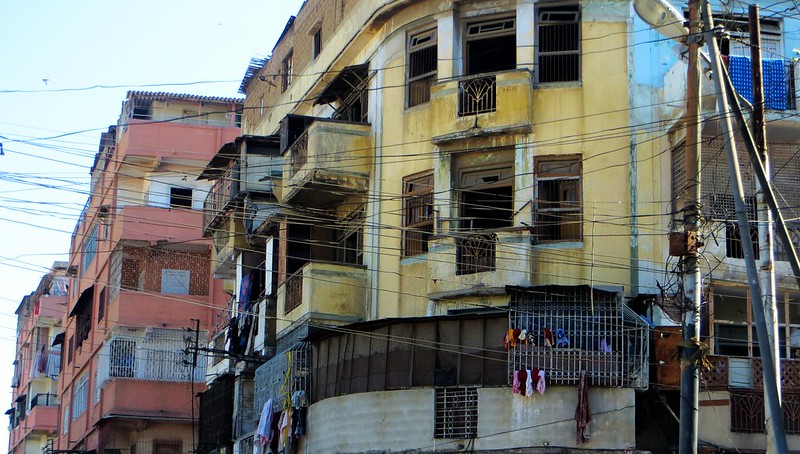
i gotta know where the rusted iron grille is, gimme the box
[456,233,496,275]
[508,286,649,389]
[434,387,478,439]
[284,270,303,314]
[203,168,235,229]
[730,391,800,434]
[700,355,729,389]
[458,75,496,116]
[289,131,309,178]
[751,357,800,392]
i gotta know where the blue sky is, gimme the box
[0,0,304,449]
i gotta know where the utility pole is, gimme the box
[749,6,782,452]
[678,1,703,452]
[701,0,789,450]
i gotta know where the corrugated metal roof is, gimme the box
[126,90,243,105]
[239,57,269,95]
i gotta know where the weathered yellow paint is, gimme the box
[276,261,368,334]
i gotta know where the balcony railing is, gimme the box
[30,393,57,408]
[284,270,303,314]
[289,131,309,179]
[458,74,497,116]
[203,166,238,231]
[455,233,497,275]
[430,69,533,143]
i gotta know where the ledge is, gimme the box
[431,122,533,145]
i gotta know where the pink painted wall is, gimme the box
[119,121,240,160]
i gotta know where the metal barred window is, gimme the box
[407,29,437,107]
[537,5,581,83]
[507,286,649,389]
[434,387,478,439]
[254,342,311,411]
[96,329,206,387]
[71,372,89,420]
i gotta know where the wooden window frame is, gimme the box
[406,28,438,108]
[402,171,434,257]
[534,155,582,242]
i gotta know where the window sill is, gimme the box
[400,253,429,266]
[532,240,583,249]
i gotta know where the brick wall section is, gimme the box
[242,0,357,130]
[120,246,211,295]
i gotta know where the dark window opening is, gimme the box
[465,18,516,75]
[97,287,106,322]
[281,52,293,92]
[537,5,581,83]
[170,187,193,209]
[132,98,153,120]
[313,29,322,58]
[460,186,513,231]
[407,29,438,107]
[726,223,759,259]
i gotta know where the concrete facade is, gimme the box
[52,92,242,454]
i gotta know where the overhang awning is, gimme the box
[52,332,65,346]
[69,286,94,317]
[14,394,26,403]
[314,63,370,105]
[198,141,238,180]
[4,408,13,415]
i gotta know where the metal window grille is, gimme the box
[98,329,205,386]
[456,233,497,275]
[71,372,89,420]
[238,436,254,454]
[62,403,69,435]
[434,387,478,439]
[403,172,434,256]
[109,247,122,303]
[407,29,437,107]
[508,287,649,389]
[81,223,99,273]
[730,391,800,434]
[458,75,496,116]
[30,393,57,408]
[281,52,293,92]
[537,5,580,83]
[284,270,303,314]
[254,342,311,412]
[288,130,308,178]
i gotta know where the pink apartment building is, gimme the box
[54,92,242,454]
[9,262,68,454]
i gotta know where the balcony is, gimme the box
[30,392,57,408]
[276,261,367,334]
[280,119,372,208]
[429,69,533,144]
[203,166,238,233]
[117,205,206,243]
[117,120,240,173]
[99,379,203,419]
[428,229,532,296]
